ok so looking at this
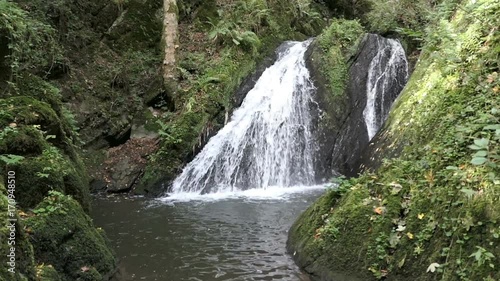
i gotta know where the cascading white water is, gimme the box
[363,37,409,140]
[170,40,316,195]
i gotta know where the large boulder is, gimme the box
[288,1,500,280]
[306,20,408,181]
[0,180,37,281]
[25,191,117,281]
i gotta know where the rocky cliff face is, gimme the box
[307,31,408,181]
[288,1,499,280]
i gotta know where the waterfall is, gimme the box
[171,40,316,194]
[363,37,409,140]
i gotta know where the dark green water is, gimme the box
[91,187,325,281]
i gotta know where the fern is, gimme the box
[0,154,25,165]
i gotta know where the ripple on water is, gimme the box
[91,187,326,281]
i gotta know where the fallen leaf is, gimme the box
[390,182,402,195]
[398,255,406,268]
[374,206,385,215]
[426,262,440,273]
[380,269,388,277]
[81,266,90,272]
[396,225,406,232]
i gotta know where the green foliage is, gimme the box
[0,180,37,281]
[25,191,116,281]
[361,0,463,53]
[156,119,182,143]
[469,246,495,268]
[36,264,63,281]
[321,0,372,18]
[289,1,500,280]
[315,19,365,96]
[0,0,62,80]
[33,190,67,215]
[207,19,261,54]
[364,0,435,34]
[0,154,24,165]
[0,125,18,141]
[318,19,365,56]
[4,145,90,210]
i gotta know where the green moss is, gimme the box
[167,2,179,15]
[316,19,365,96]
[0,1,62,78]
[5,146,90,211]
[290,1,500,280]
[0,97,60,128]
[0,125,48,156]
[0,96,77,152]
[0,180,37,281]
[25,191,116,281]
[107,0,163,50]
[36,264,63,281]
[14,74,63,113]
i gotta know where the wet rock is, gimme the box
[0,183,37,281]
[307,33,408,179]
[25,191,117,281]
[231,48,279,109]
[289,30,408,281]
[108,157,142,193]
[95,138,159,193]
[327,34,377,177]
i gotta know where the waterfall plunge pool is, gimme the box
[91,186,327,281]
[91,40,327,281]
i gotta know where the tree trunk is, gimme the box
[162,0,178,89]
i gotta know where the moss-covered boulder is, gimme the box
[25,191,117,281]
[36,264,63,281]
[0,180,37,281]
[304,19,408,181]
[8,148,90,211]
[304,19,365,181]
[288,0,500,280]
[0,44,90,211]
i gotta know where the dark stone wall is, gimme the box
[308,34,408,180]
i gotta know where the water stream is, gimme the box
[363,37,408,140]
[91,38,409,281]
[170,40,316,195]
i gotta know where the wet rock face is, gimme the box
[91,138,159,193]
[307,33,408,178]
[327,34,375,177]
[25,192,117,281]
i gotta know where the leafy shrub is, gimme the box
[0,1,62,80]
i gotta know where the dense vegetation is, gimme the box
[0,0,327,279]
[289,0,499,280]
[1,0,498,280]
[138,0,330,194]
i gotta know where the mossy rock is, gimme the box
[106,0,163,50]
[13,73,64,114]
[25,191,116,281]
[5,147,90,211]
[36,264,63,281]
[75,267,103,281]
[0,180,37,281]
[288,1,500,280]
[288,184,373,281]
[0,125,48,156]
[0,96,65,142]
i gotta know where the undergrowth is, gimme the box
[291,0,499,280]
